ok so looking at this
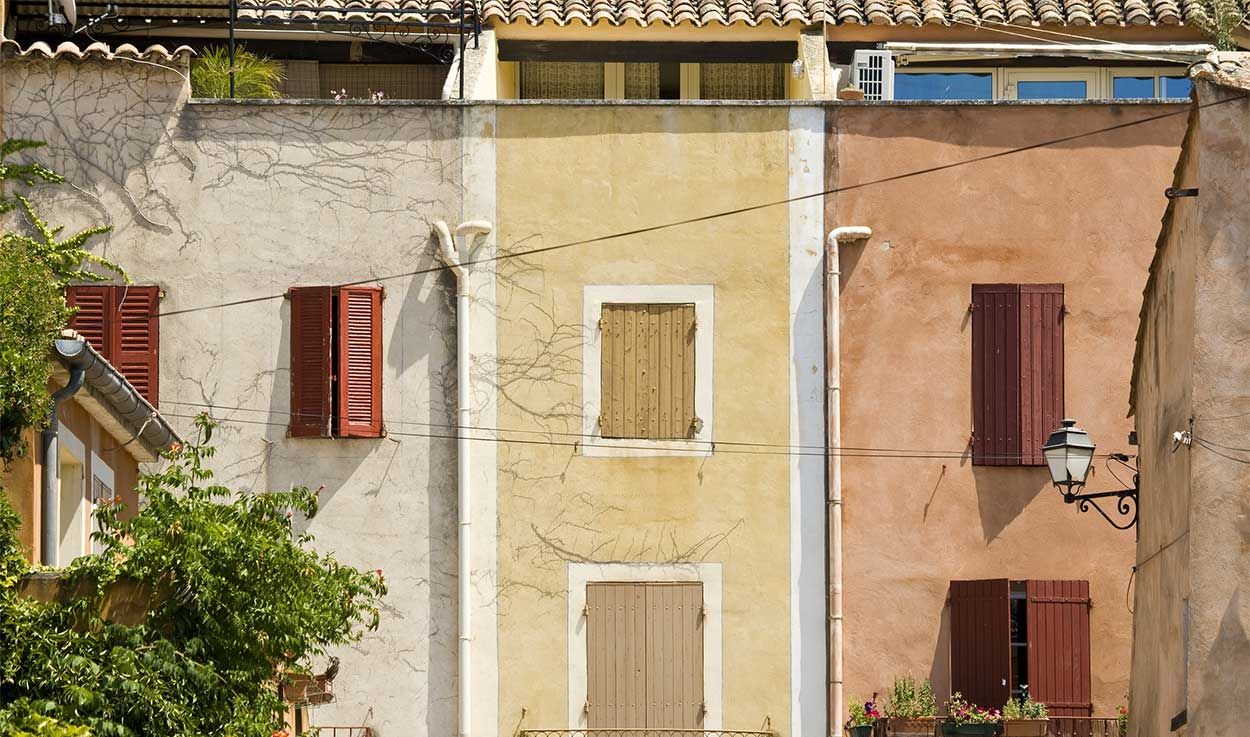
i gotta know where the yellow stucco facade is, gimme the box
[495,104,799,736]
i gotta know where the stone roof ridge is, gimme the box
[1191,51,1250,91]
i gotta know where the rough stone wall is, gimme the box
[1184,80,1250,737]
[1,57,466,737]
[1127,106,1197,737]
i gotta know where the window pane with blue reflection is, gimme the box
[895,73,993,100]
[1016,80,1087,100]
[1113,76,1155,98]
[1161,76,1193,99]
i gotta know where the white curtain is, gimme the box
[520,61,605,99]
[699,63,786,100]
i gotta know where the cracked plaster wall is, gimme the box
[2,57,467,737]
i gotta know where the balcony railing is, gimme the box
[314,727,372,737]
[870,717,1123,737]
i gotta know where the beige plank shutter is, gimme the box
[600,304,696,439]
[587,582,704,730]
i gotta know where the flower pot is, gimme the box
[848,725,875,737]
[1003,719,1047,737]
[888,717,939,736]
[941,723,998,737]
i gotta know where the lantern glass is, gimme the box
[1042,419,1096,487]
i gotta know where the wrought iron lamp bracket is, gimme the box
[1058,472,1139,531]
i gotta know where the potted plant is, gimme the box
[848,696,883,737]
[1002,688,1048,736]
[885,675,938,736]
[941,693,1000,736]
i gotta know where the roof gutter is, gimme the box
[884,42,1214,63]
[53,331,181,459]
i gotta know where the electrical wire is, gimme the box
[158,400,1128,460]
[148,92,1247,320]
[948,18,1198,65]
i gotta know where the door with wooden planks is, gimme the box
[586,582,704,729]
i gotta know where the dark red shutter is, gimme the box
[288,286,333,438]
[1019,285,1064,465]
[111,286,160,406]
[950,579,1011,711]
[66,285,110,355]
[335,286,383,438]
[1025,580,1091,718]
[972,285,1021,466]
[67,285,160,406]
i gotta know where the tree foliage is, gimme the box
[0,416,387,737]
[1197,0,1249,51]
[0,139,119,463]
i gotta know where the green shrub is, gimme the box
[884,674,937,718]
[191,46,285,99]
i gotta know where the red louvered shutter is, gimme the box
[1019,285,1064,465]
[950,579,1011,711]
[111,286,160,406]
[66,285,111,355]
[1025,580,1092,718]
[288,286,333,438]
[335,286,383,438]
[972,285,1021,466]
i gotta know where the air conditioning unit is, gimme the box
[851,50,895,101]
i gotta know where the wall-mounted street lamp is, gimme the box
[1042,419,1139,531]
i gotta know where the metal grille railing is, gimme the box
[869,717,1123,737]
[314,727,372,737]
[519,730,774,737]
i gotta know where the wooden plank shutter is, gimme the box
[336,286,383,438]
[1019,285,1064,465]
[288,286,333,438]
[67,285,160,405]
[1025,580,1091,717]
[950,579,1011,710]
[587,583,647,729]
[972,285,1021,465]
[586,582,704,729]
[646,582,704,729]
[600,303,696,440]
[66,285,110,355]
[111,286,160,406]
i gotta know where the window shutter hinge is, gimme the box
[968,301,976,312]
[583,700,590,715]
[582,603,589,617]
[690,416,704,434]
[598,316,606,331]
[598,414,607,429]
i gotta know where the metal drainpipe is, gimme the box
[40,338,88,567]
[826,227,871,737]
[433,219,492,737]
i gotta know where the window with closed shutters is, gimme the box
[599,303,697,440]
[971,284,1064,466]
[586,582,704,730]
[288,285,383,439]
[65,285,161,406]
[950,579,1091,715]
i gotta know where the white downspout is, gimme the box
[826,226,871,737]
[433,219,493,737]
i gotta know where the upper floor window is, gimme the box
[583,285,714,456]
[66,285,161,406]
[287,286,383,439]
[889,66,1191,101]
[971,283,1064,466]
[516,61,788,100]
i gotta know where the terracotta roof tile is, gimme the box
[0,38,194,61]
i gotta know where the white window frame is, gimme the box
[892,66,999,101]
[56,425,88,563]
[1106,67,1192,99]
[89,451,115,555]
[567,562,723,731]
[1002,67,1102,100]
[582,285,714,457]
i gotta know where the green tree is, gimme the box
[0,139,119,463]
[0,416,387,737]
